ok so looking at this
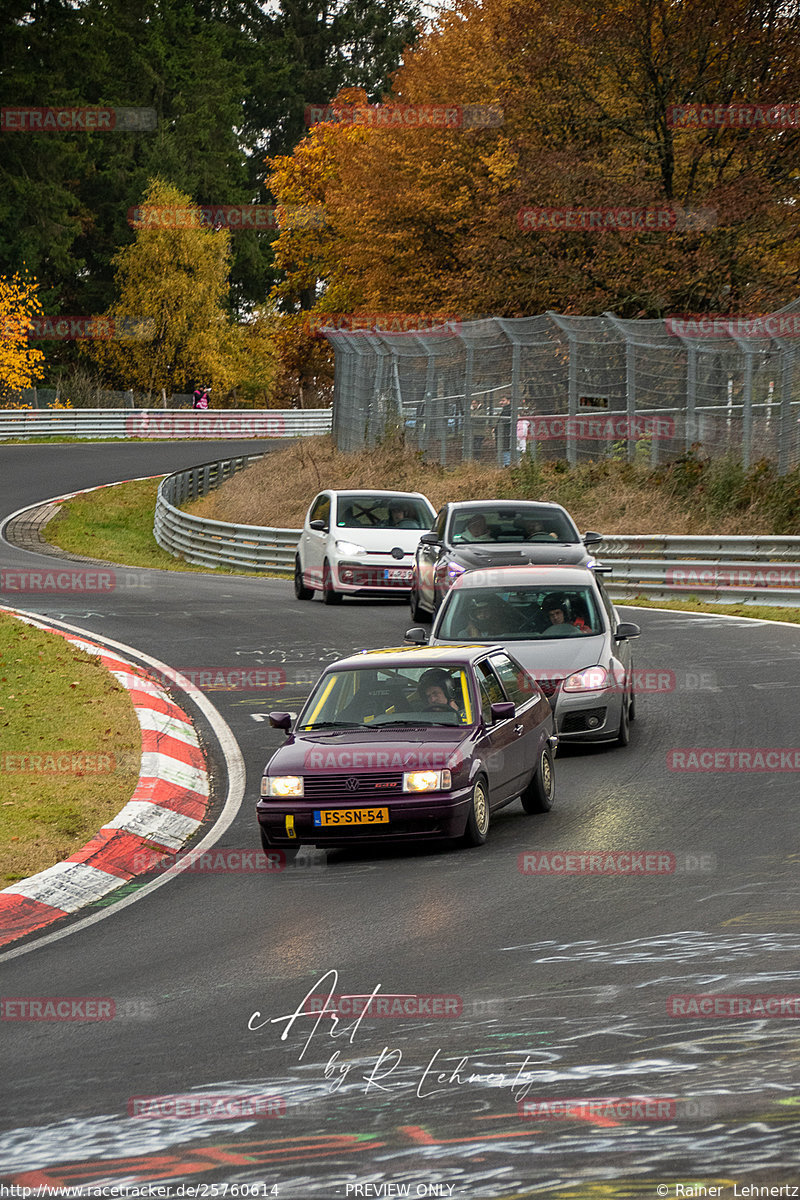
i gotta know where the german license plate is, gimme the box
[314,808,390,827]
[384,568,411,582]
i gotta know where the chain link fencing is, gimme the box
[325,297,800,473]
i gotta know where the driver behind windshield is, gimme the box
[417,668,460,712]
[542,592,590,633]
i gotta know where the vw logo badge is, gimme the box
[346,777,360,791]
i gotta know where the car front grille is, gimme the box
[303,772,405,802]
[560,707,607,733]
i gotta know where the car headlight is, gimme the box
[403,769,452,793]
[262,776,304,797]
[335,540,367,556]
[562,666,609,692]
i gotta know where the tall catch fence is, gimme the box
[326,297,800,473]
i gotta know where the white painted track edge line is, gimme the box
[0,609,247,962]
[616,601,800,629]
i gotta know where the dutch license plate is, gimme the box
[384,568,411,582]
[314,808,390,827]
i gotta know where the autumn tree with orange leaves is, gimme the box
[269,0,800,328]
[0,273,45,404]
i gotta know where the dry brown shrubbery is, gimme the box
[185,435,765,534]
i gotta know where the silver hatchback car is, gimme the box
[411,565,640,746]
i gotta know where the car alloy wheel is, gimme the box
[463,776,490,846]
[520,746,555,813]
[294,556,313,600]
[322,559,343,605]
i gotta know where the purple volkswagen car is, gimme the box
[257,645,557,858]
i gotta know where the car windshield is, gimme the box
[298,665,475,730]
[336,495,431,530]
[437,586,604,640]
[450,506,578,545]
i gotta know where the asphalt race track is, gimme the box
[1,442,799,1196]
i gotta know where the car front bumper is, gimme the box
[553,685,625,742]
[256,787,473,847]
[334,559,414,594]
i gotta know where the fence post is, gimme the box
[742,349,754,470]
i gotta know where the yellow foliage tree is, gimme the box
[0,273,45,405]
[85,180,238,399]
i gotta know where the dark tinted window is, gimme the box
[438,585,602,640]
[309,494,331,525]
[336,494,432,530]
[475,660,506,722]
[491,653,535,706]
[450,505,579,545]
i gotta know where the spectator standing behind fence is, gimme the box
[192,386,210,410]
[470,397,486,458]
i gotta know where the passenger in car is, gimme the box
[459,513,492,542]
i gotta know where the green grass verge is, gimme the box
[0,611,141,886]
[46,478,289,576]
[618,595,800,623]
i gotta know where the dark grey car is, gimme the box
[409,500,603,620]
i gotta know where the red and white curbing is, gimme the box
[0,610,210,948]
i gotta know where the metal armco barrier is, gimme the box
[154,456,301,571]
[599,534,800,607]
[154,457,800,604]
[0,408,332,440]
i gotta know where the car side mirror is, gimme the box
[309,519,328,532]
[269,711,293,732]
[490,700,516,722]
[418,531,441,546]
[404,627,428,645]
[614,622,641,640]
[583,530,604,546]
